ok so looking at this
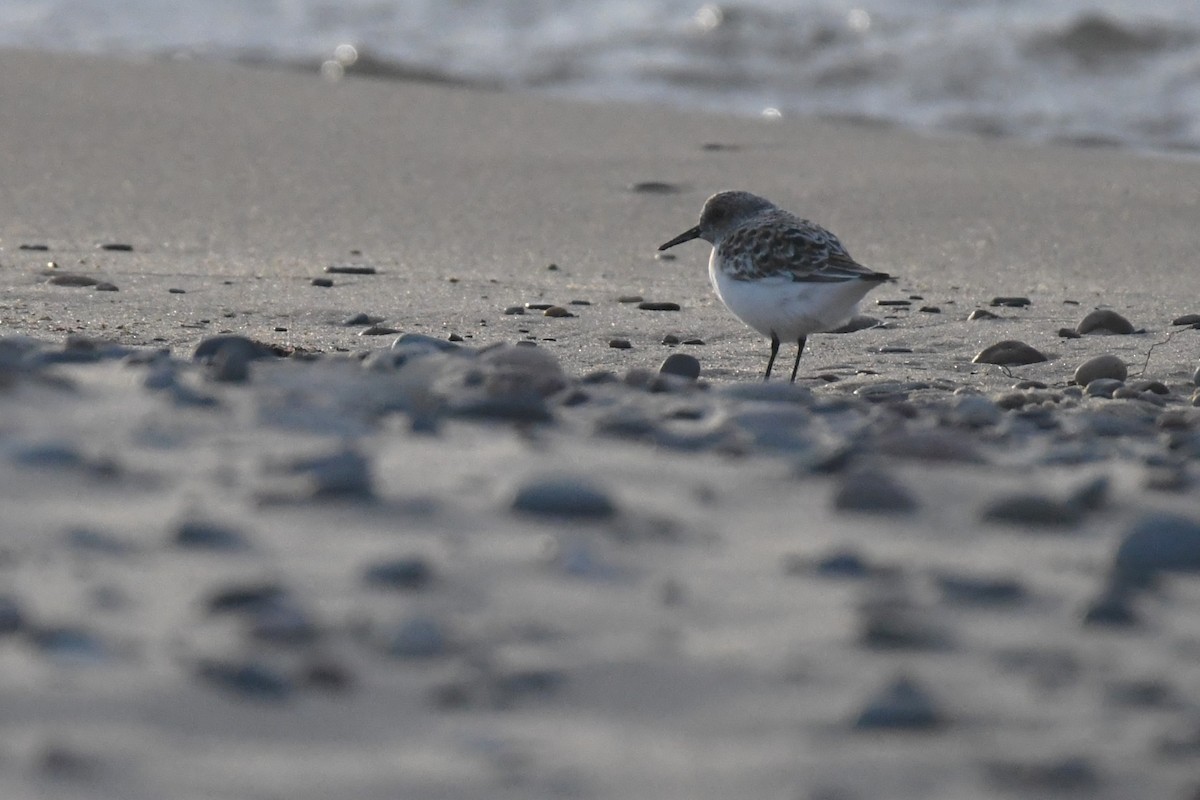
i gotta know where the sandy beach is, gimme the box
[3,50,1200,799]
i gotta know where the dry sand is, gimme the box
[2,50,1200,800]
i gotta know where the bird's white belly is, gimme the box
[709,252,872,340]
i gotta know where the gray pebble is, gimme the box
[47,274,99,287]
[503,305,525,315]
[972,340,1047,366]
[853,675,943,730]
[543,305,574,318]
[833,469,918,514]
[342,312,381,326]
[990,296,1031,307]
[196,659,293,702]
[173,520,251,551]
[608,339,632,349]
[638,301,681,311]
[95,282,119,292]
[1173,313,1200,326]
[193,335,274,363]
[982,494,1083,526]
[934,572,1026,607]
[967,309,999,320]
[311,277,333,287]
[0,595,25,635]
[1074,354,1127,384]
[363,557,434,590]
[1112,512,1200,586]
[512,476,617,519]
[1084,378,1124,398]
[31,626,108,665]
[659,353,701,380]
[809,549,873,578]
[206,583,288,615]
[391,332,462,353]
[1058,327,1082,338]
[325,264,376,274]
[1076,309,1134,335]
[384,617,448,659]
[359,325,400,336]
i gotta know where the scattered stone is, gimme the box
[972,340,1047,366]
[503,305,525,315]
[810,549,873,579]
[1076,309,1134,335]
[94,282,119,292]
[325,265,376,274]
[208,339,262,383]
[853,675,943,730]
[1084,378,1124,398]
[638,301,681,311]
[98,242,133,252]
[1112,512,1200,586]
[982,756,1099,793]
[617,295,644,303]
[311,277,333,287]
[1134,380,1169,395]
[659,353,701,380]
[30,626,108,664]
[341,312,381,326]
[524,302,553,310]
[512,476,617,519]
[193,335,274,363]
[682,338,705,345]
[47,274,99,287]
[448,332,464,342]
[968,309,999,320]
[982,494,1083,526]
[918,306,941,313]
[546,263,559,271]
[1172,313,1200,326]
[195,659,293,702]
[543,306,574,318]
[384,617,448,659]
[363,557,433,591]
[1074,354,1127,385]
[1057,327,1082,338]
[206,583,287,615]
[934,572,1026,607]
[876,299,911,307]
[608,339,632,349]
[661,334,680,345]
[629,181,681,194]
[18,243,49,251]
[359,325,400,336]
[173,520,251,551]
[878,346,912,354]
[833,469,918,513]
[990,296,1031,307]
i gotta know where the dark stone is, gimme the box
[833,469,918,513]
[363,557,434,590]
[990,296,1031,307]
[629,181,681,194]
[1172,313,1200,326]
[512,477,617,519]
[173,520,251,551]
[968,309,999,320]
[196,659,293,702]
[1076,309,1134,335]
[972,340,1047,366]
[98,243,134,252]
[1112,512,1200,586]
[193,335,274,363]
[608,339,632,349]
[311,277,333,287]
[638,301,682,311]
[935,572,1026,606]
[543,306,574,317]
[659,353,701,380]
[47,274,99,287]
[1058,327,1082,338]
[325,265,377,274]
[982,494,1083,526]
[1074,354,1127,384]
[853,675,943,730]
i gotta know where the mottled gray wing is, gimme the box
[718,219,882,283]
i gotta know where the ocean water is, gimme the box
[4,0,1200,153]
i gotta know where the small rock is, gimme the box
[617,295,644,303]
[342,312,381,326]
[918,306,941,313]
[193,335,274,363]
[973,340,1047,366]
[0,595,25,635]
[833,469,918,514]
[173,520,251,551]
[363,557,434,590]
[543,306,574,318]
[1084,378,1124,398]
[1058,327,1082,338]
[1171,313,1200,326]
[982,494,1083,526]
[935,572,1026,607]
[853,675,943,730]
[967,309,999,320]
[638,301,681,311]
[659,353,701,380]
[94,282,119,292]
[876,299,911,307]
[608,339,632,349]
[360,325,400,336]
[512,476,617,519]
[810,549,873,579]
[1112,512,1200,586]
[524,302,553,310]
[325,265,376,275]
[661,334,680,345]
[98,243,133,252]
[1077,309,1134,335]
[196,659,293,702]
[311,277,333,287]
[47,274,99,287]
[1074,354,1127,385]
[629,181,681,194]
[990,296,1031,307]
[503,305,525,315]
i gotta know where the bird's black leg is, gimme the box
[789,336,807,383]
[764,333,780,381]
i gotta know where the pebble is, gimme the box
[311,277,333,287]
[918,306,941,313]
[359,325,400,336]
[809,549,873,579]
[629,181,681,194]
[391,332,462,353]
[661,334,680,345]
[659,353,701,380]
[981,494,1083,526]
[1073,354,1127,384]
[1057,327,1082,338]
[206,583,288,615]
[852,675,943,730]
[288,449,375,499]
[876,299,911,307]
[608,339,632,349]
[512,476,617,519]
[384,617,448,659]
[173,520,251,551]
[18,243,49,250]
[99,242,134,252]
[362,557,434,590]
[833,469,918,513]
[30,626,108,665]
[503,305,525,315]
[524,302,553,310]
[934,572,1026,607]
[1172,313,1200,326]
[342,312,381,326]
[972,340,1047,366]
[638,301,681,311]
[195,659,294,702]
[967,309,999,320]
[193,335,274,363]
[0,595,25,635]
[325,264,376,274]
[95,282,119,292]
[543,305,574,318]
[1076,309,1134,335]
[990,296,1031,307]
[617,295,644,303]
[1112,512,1200,586]
[47,274,99,287]
[1084,378,1124,398]
[1081,585,1140,626]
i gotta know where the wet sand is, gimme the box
[2,50,1200,800]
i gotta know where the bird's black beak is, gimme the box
[658,226,701,251]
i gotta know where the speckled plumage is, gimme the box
[659,191,893,382]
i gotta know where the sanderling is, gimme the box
[659,191,893,382]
